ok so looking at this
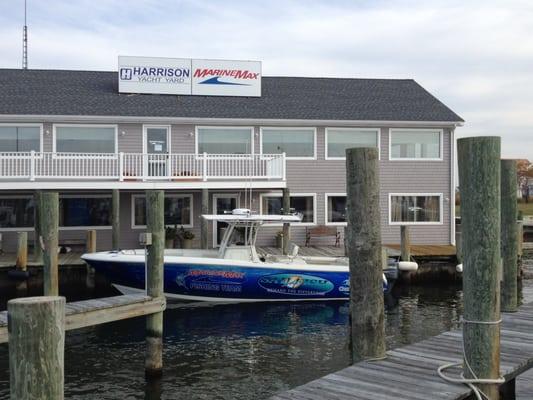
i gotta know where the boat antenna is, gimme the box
[22,0,28,69]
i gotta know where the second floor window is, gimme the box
[0,126,40,153]
[261,128,315,159]
[390,129,441,160]
[54,125,117,154]
[197,127,253,154]
[326,128,379,159]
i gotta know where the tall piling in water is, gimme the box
[40,192,59,296]
[112,189,120,249]
[345,147,385,362]
[8,296,65,400]
[33,190,43,263]
[458,136,501,399]
[501,159,518,312]
[145,190,165,377]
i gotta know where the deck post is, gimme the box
[400,225,411,261]
[458,136,501,400]
[41,191,59,296]
[8,296,65,400]
[345,147,385,362]
[201,189,209,249]
[85,230,97,288]
[33,190,43,264]
[501,159,518,312]
[145,190,164,378]
[112,189,120,249]
[16,231,28,271]
[282,187,291,255]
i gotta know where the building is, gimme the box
[0,64,463,251]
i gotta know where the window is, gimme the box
[390,129,441,160]
[261,128,315,159]
[326,194,347,225]
[196,127,252,154]
[389,194,442,224]
[59,196,112,228]
[54,125,117,154]
[326,128,379,159]
[261,194,315,224]
[0,197,34,228]
[133,195,193,228]
[0,125,41,152]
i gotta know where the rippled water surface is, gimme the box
[0,281,464,399]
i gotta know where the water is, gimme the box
[0,282,464,400]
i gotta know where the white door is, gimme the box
[213,194,239,247]
[144,126,170,177]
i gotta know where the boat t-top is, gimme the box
[82,209,399,302]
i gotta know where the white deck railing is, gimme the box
[0,152,286,182]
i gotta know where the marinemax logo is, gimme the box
[258,273,334,296]
[194,68,259,86]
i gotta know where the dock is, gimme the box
[0,293,165,344]
[270,293,533,400]
[0,251,85,269]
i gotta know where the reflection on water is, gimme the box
[0,283,463,400]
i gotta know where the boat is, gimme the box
[81,209,399,302]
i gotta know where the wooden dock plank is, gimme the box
[271,299,533,400]
[0,294,165,344]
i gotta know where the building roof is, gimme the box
[0,68,463,123]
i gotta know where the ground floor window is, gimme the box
[261,193,315,224]
[389,194,442,224]
[133,194,193,228]
[0,197,34,228]
[59,196,112,227]
[326,194,347,225]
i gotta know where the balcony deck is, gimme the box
[0,152,286,189]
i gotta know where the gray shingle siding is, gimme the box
[0,69,463,122]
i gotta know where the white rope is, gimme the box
[437,316,505,400]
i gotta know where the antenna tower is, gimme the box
[22,0,28,69]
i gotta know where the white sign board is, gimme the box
[118,56,261,97]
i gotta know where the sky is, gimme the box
[0,0,532,160]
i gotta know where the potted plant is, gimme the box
[179,225,195,249]
[165,226,178,248]
[276,231,284,249]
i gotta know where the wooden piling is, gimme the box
[16,231,28,271]
[400,225,411,261]
[345,147,385,362]
[201,189,209,249]
[33,190,43,263]
[8,296,65,400]
[85,230,97,289]
[458,136,501,400]
[40,192,59,296]
[112,189,120,249]
[501,159,518,312]
[145,190,164,378]
[282,187,291,255]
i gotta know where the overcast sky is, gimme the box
[0,0,531,160]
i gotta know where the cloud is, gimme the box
[0,0,531,159]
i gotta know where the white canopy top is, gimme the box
[202,213,302,224]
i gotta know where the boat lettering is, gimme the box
[258,274,334,296]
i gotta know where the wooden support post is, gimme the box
[85,230,97,289]
[33,190,43,264]
[145,190,164,378]
[201,189,209,249]
[458,136,501,400]
[282,187,290,255]
[455,230,463,264]
[516,220,523,259]
[345,147,385,362]
[41,192,59,296]
[16,231,28,271]
[8,296,65,400]
[400,225,410,261]
[112,189,120,249]
[501,160,518,312]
